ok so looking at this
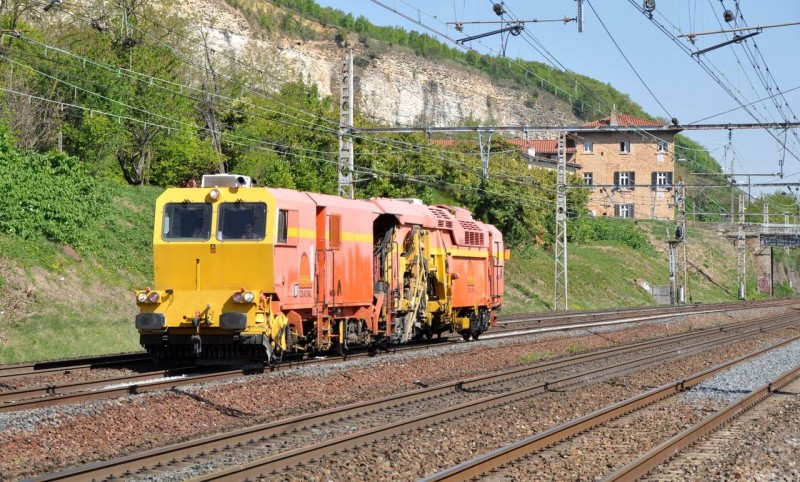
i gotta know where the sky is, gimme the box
[315,0,800,198]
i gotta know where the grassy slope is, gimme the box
[503,219,753,314]
[0,185,161,363]
[0,185,766,364]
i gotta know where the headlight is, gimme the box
[232,291,243,303]
[147,292,160,303]
[209,188,220,200]
[243,291,255,303]
[136,292,148,303]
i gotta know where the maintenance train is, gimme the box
[135,174,508,363]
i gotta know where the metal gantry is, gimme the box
[338,49,354,199]
[554,131,568,310]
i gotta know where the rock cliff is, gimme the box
[184,0,581,133]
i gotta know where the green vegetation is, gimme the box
[565,344,586,356]
[518,352,555,364]
[0,0,799,364]
[569,217,657,256]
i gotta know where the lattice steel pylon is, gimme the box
[338,49,354,199]
[737,193,746,299]
[554,131,568,310]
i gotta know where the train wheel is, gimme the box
[461,332,471,341]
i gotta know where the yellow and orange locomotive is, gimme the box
[135,175,507,363]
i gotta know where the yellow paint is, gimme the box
[428,247,489,258]
[142,186,279,343]
[341,232,373,243]
[285,227,370,243]
[288,227,316,239]
[137,289,249,328]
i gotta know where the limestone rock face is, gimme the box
[185,0,581,131]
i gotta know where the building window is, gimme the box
[614,171,635,188]
[652,171,673,188]
[583,141,593,153]
[584,172,593,186]
[657,140,669,153]
[615,204,635,218]
[619,141,630,153]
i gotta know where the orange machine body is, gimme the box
[135,175,505,363]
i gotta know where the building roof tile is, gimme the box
[582,112,666,128]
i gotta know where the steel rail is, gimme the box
[0,299,789,380]
[0,353,150,379]
[0,339,453,413]
[497,298,796,324]
[421,335,800,481]
[4,306,786,413]
[4,301,794,412]
[603,365,800,481]
[189,320,799,481]
[0,366,200,404]
[30,315,796,481]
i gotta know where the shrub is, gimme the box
[0,131,111,249]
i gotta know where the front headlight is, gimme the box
[243,291,255,303]
[136,292,148,303]
[232,291,243,303]
[147,292,160,303]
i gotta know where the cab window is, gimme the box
[277,210,288,243]
[217,202,267,240]
[162,203,212,241]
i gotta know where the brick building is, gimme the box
[428,111,682,220]
[573,111,682,220]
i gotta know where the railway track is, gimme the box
[29,312,798,481]
[0,300,787,413]
[3,298,789,383]
[0,352,151,381]
[639,370,800,481]
[3,300,791,413]
[422,339,800,481]
[0,339,457,412]
[494,297,797,329]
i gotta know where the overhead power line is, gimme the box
[354,121,800,134]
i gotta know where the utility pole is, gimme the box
[338,49,354,199]
[554,131,568,310]
[478,131,492,179]
[668,238,678,305]
[737,193,746,299]
[676,182,687,303]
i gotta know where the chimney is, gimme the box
[609,105,618,126]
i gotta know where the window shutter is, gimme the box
[630,204,635,218]
[651,172,657,185]
[614,204,620,216]
[629,172,636,185]
[667,172,673,186]
[329,214,341,249]
[614,172,620,186]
